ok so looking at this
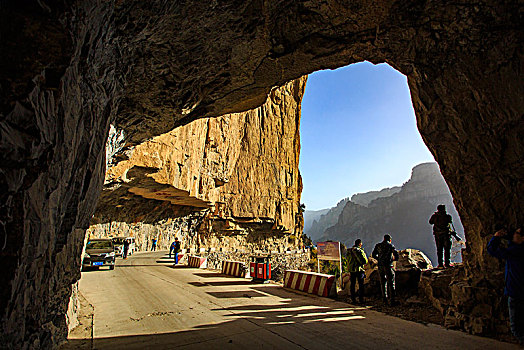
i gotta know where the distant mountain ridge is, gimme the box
[303,208,330,232]
[306,162,464,264]
[351,186,401,207]
[304,198,349,241]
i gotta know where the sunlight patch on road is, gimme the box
[266,321,297,325]
[303,315,365,323]
[240,305,328,314]
[294,310,355,318]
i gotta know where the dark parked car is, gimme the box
[83,238,115,270]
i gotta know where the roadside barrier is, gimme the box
[187,255,207,268]
[283,270,337,298]
[221,260,246,277]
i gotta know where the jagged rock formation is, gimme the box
[1,1,522,347]
[305,198,349,241]
[351,187,402,207]
[306,188,402,241]
[320,163,464,264]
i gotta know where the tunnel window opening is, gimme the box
[300,62,465,266]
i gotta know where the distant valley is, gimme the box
[303,162,465,265]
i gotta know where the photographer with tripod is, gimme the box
[429,204,460,268]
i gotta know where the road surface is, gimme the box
[67,251,517,349]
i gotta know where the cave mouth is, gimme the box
[300,62,465,265]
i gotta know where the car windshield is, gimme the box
[112,238,125,244]
[86,240,112,249]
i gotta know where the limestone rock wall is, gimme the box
[88,78,306,264]
[104,78,306,237]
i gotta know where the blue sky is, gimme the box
[299,62,435,211]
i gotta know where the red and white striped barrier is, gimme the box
[175,253,185,264]
[221,260,246,277]
[283,270,337,298]
[187,255,207,268]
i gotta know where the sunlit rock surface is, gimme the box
[89,78,305,253]
[105,78,304,234]
[0,0,522,347]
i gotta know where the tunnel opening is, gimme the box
[300,62,465,266]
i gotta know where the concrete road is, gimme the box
[69,251,517,349]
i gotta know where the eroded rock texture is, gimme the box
[90,78,305,254]
[1,0,522,347]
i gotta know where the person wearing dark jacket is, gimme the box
[429,204,453,268]
[123,239,130,259]
[347,239,368,304]
[173,237,181,264]
[372,234,399,306]
[487,227,524,345]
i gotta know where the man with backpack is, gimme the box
[372,234,399,306]
[429,204,453,268]
[347,239,368,304]
[151,238,157,251]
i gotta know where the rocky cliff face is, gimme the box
[306,188,402,241]
[321,163,464,265]
[1,0,522,347]
[90,77,306,255]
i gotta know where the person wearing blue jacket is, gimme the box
[487,227,524,345]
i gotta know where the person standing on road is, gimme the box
[173,237,181,264]
[372,234,399,306]
[169,240,175,258]
[429,204,453,268]
[347,239,368,304]
[487,227,524,345]
[151,238,157,251]
[123,239,130,259]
